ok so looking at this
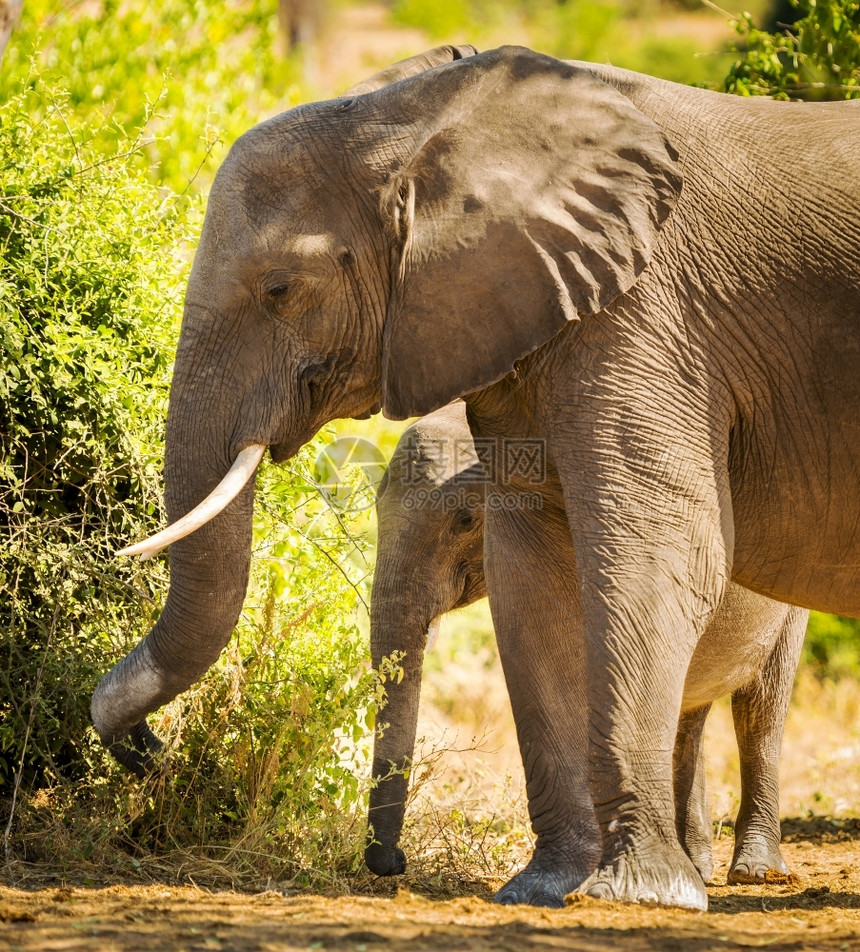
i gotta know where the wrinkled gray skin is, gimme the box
[367,402,806,905]
[92,45,860,909]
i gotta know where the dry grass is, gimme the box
[706,672,860,821]
[5,572,858,899]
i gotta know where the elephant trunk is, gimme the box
[365,564,438,876]
[91,391,259,776]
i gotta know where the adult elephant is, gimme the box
[367,401,805,905]
[92,46,860,909]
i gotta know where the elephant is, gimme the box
[92,45,860,909]
[367,400,806,904]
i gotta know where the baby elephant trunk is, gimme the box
[365,578,438,876]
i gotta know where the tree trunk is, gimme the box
[0,0,23,64]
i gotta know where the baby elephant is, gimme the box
[366,400,806,906]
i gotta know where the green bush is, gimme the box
[725,0,860,99]
[0,76,183,796]
[0,0,302,192]
[803,613,860,680]
[0,55,384,883]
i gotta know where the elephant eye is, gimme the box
[266,282,291,299]
[391,178,414,244]
[451,508,476,534]
[261,274,309,318]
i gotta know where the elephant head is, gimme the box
[366,400,487,876]
[92,46,681,773]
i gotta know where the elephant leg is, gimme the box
[673,704,714,883]
[573,562,714,909]
[555,411,729,910]
[485,496,600,908]
[728,606,805,884]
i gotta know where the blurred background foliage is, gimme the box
[1,0,858,891]
[390,0,737,85]
[726,0,860,98]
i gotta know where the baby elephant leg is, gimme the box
[673,704,714,883]
[728,605,807,884]
[674,600,807,886]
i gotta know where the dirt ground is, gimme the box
[3,822,860,952]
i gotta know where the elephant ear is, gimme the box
[343,44,479,96]
[379,46,682,420]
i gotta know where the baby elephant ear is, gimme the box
[380,47,682,420]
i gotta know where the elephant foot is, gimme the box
[494,857,591,908]
[107,720,164,778]
[365,842,407,877]
[728,837,789,885]
[578,841,708,910]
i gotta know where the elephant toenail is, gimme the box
[587,883,615,901]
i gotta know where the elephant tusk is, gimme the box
[117,444,267,561]
[426,615,441,652]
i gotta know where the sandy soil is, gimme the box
[3,825,860,952]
